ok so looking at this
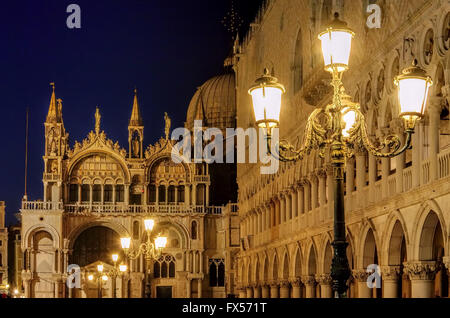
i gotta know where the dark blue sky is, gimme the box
[0,0,261,225]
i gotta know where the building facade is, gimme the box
[20,84,240,298]
[235,0,450,298]
[0,202,8,292]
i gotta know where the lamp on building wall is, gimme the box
[120,218,167,298]
[249,12,432,298]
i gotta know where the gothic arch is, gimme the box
[357,220,381,269]
[412,200,448,259]
[146,153,191,182]
[305,240,318,276]
[292,244,303,278]
[67,220,129,250]
[23,224,60,250]
[67,150,131,184]
[321,240,333,274]
[281,251,290,279]
[381,210,411,265]
[271,252,280,281]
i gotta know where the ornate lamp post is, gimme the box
[88,264,109,298]
[249,13,433,298]
[120,219,167,298]
[107,254,128,298]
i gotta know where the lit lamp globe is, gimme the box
[119,264,128,273]
[97,264,104,273]
[339,93,359,138]
[318,13,355,73]
[248,68,286,132]
[394,59,433,129]
[112,254,119,263]
[155,236,168,250]
[120,237,131,251]
[144,219,155,232]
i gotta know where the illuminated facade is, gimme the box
[20,83,240,298]
[235,0,450,298]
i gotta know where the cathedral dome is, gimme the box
[186,70,236,132]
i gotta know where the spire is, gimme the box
[46,83,62,123]
[129,88,143,127]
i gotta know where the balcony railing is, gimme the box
[21,201,238,216]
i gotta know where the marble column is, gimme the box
[291,188,298,218]
[286,192,292,221]
[270,282,279,298]
[404,261,436,298]
[280,194,286,224]
[352,269,372,298]
[253,284,261,298]
[297,184,304,215]
[381,266,401,298]
[304,182,311,212]
[197,279,203,298]
[290,278,302,298]
[261,284,270,298]
[311,176,318,209]
[246,286,254,298]
[394,122,405,193]
[412,121,422,188]
[302,276,316,298]
[279,280,290,298]
[428,98,442,182]
[368,153,377,202]
[316,274,333,298]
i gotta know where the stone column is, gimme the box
[346,158,355,198]
[279,280,290,298]
[261,284,270,298]
[380,129,390,199]
[352,270,372,298]
[368,153,377,202]
[197,279,203,298]
[89,184,93,206]
[404,261,436,298]
[77,184,82,204]
[124,184,130,205]
[270,282,279,298]
[186,279,192,298]
[381,266,401,298]
[302,276,316,298]
[311,175,318,209]
[291,187,298,218]
[290,278,302,298]
[297,184,304,215]
[280,194,286,224]
[412,121,422,188]
[393,122,405,193]
[100,184,105,204]
[192,184,197,206]
[428,98,442,182]
[155,186,159,205]
[238,287,246,299]
[253,284,261,298]
[318,170,327,207]
[286,192,292,221]
[316,274,333,298]
[246,286,254,298]
[304,182,311,212]
[355,151,366,192]
[326,167,334,219]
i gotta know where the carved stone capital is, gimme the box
[403,261,436,281]
[301,275,316,286]
[351,269,370,282]
[443,257,450,274]
[315,274,332,285]
[289,278,302,287]
[279,280,290,288]
[380,266,401,281]
[269,280,279,288]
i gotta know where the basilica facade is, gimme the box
[20,76,240,298]
[234,0,450,298]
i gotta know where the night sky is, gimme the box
[0,0,261,225]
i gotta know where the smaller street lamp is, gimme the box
[87,264,108,298]
[120,218,167,298]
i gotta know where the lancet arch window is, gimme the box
[209,259,225,287]
[153,254,176,279]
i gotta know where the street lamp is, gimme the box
[249,12,432,298]
[120,218,167,298]
[88,264,108,298]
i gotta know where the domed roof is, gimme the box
[186,70,236,132]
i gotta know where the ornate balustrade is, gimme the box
[20,201,238,215]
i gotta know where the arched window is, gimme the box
[178,186,185,203]
[149,185,156,203]
[116,185,124,202]
[158,185,166,203]
[154,255,176,279]
[191,221,198,240]
[81,185,90,202]
[92,185,101,202]
[209,259,225,287]
[69,184,78,203]
[154,262,161,278]
[293,29,303,93]
[133,221,140,240]
[168,186,176,203]
[104,185,113,203]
